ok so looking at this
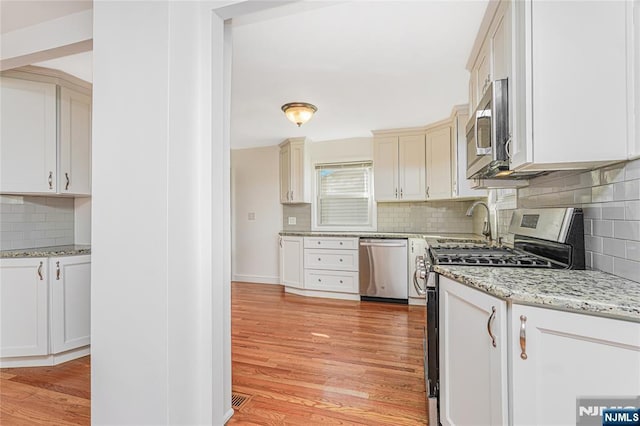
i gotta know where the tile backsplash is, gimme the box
[493,159,640,283]
[283,200,482,234]
[0,196,74,250]
[377,201,480,234]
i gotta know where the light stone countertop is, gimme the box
[279,231,484,241]
[434,265,640,323]
[0,245,91,258]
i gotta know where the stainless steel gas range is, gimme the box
[414,207,585,425]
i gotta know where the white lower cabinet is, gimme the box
[303,237,359,295]
[279,236,304,289]
[0,258,49,357]
[0,255,91,367]
[439,276,508,426]
[510,304,640,426]
[50,255,91,353]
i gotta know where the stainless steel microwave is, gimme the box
[466,79,509,179]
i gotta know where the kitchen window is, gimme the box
[313,162,376,231]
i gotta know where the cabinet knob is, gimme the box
[317,241,321,245]
[317,258,321,261]
[339,280,343,284]
[339,258,343,262]
[318,278,321,282]
[339,242,343,245]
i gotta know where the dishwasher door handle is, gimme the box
[359,242,407,248]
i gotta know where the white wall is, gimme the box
[92,2,230,424]
[231,146,282,284]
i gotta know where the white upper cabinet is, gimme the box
[511,0,630,171]
[0,78,57,194]
[399,135,427,201]
[59,87,92,196]
[373,136,399,202]
[467,0,632,174]
[279,137,310,204]
[0,67,92,196]
[373,132,426,202]
[425,125,452,200]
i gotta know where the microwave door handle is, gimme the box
[475,109,492,156]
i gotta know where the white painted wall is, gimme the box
[231,146,282,284]
[92,2,230,424]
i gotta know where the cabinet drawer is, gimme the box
[304,237,358,250]
[304,270,358,293]
[304,249,358,271]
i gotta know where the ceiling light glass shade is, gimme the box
[281,102,317,127]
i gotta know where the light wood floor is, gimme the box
[0,282,427,425]
[229,282,428,425]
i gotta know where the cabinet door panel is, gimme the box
[373,137,399,201]
[59,87,92,195]
[439,276,508,426]
[50,256,91,353]
[511,304,640,426]
[289,142,305,203]
[0,258,49,357]
[0,78,57,193]
[398,135,426,201]
[279,144,291,203]
[280,237,303,289]
[426,126,453,200]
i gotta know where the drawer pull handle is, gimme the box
[65,173,70,190]
[48,172,53,189]
[520,315,528,360]
[37,262,43,280]
[487,306,497,348]
[56,261,60,280]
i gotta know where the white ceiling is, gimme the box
[1,0,488,150]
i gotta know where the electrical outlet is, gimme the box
[288,217,297,225]
[248,212,256,221]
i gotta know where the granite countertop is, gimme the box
[434,265,640,323]
[0,245,91,258]
[280,231,484,241]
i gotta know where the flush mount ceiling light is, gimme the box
[281,102,317,127]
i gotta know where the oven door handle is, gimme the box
[413,270,426,296]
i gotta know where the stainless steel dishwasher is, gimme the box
[359,238,408,302]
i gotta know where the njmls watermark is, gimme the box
[577,396,640,425]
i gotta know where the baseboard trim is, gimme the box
[223,407,235,424]
[232,274,280,285]
[285,286,360,301]
[0,345,90,368]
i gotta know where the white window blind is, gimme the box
[316,162,373,226]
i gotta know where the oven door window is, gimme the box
[476,108,492,155]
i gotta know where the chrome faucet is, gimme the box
[466,201,492,242]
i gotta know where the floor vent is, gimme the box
[231,392,252,410]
